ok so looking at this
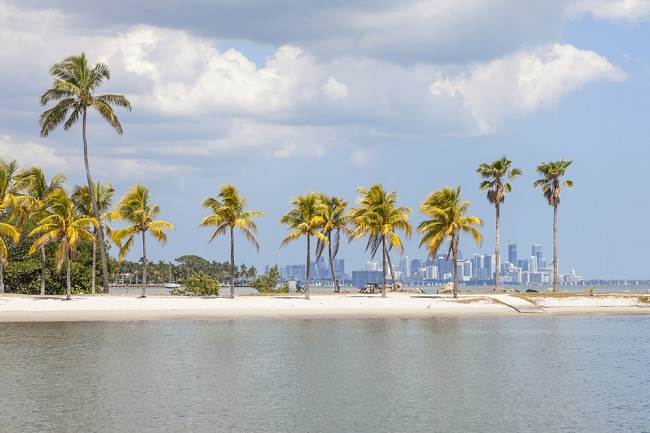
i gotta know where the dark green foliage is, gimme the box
[4,231,112,295]
[171,271,219,296]
[251,265,287,293]
[115,254,258,285]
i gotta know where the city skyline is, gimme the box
[270,239,585,286]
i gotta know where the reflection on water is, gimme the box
[1,316,649,433]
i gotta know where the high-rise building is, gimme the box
[334,258,345,278]
[365,261,378,271]
[410,258,422,279]
[532,244,543,268]
[528,256,538,273]
[399,256,410,278]
[508,243,517,265]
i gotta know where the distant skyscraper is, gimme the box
[532,244,543,268]
[528,256,538,273]
[334,258,345,277]
[508,243,517,265]
[365,261,378,271]
[410,258,422,278]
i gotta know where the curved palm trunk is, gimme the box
[0,260,4,293]
[230,226,235,299]
[141,231,148,298]
[82,109,110,294]
[66,251,71,300]
[552,204,558,292]
[305,235,311,300]
[385,246,398,291]
[494,203,500,293]
[91,229,97,295]
[452,233,459,299]
[327,234,339,293]
[381,236,387,298]
[40,246,46,295]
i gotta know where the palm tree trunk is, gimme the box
[327,233,339,293]
[452,233,459,299]
[385,246,398,291]
[553,204,558,292]
[82,108,110,294]
[141,231,148,298]
[91,229,97,295]
[40,246,46,296]
[381,236,387,298]
[305,235,311,300]
[230,226,235,299]
[494,203,500,293]
[66,252,71,300]
[0,259,4,294]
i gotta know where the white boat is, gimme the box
[164,283,181,289]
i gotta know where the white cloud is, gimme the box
[321,76,349,100]
[569,0,650,20]
[0,134,69,172]
[429,43,625,131]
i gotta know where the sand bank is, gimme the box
[0,292,648,322]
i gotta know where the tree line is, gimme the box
[0,52,573,300]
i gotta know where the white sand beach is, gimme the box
[0,292,648,321]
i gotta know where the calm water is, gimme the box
[1,317,649,433]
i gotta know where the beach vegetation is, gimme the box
[534,160,573,292]
[477,157,522,293]
[40,53,130,293]
[110,185,174,298]
[200,184,263,299]
[418,186,482,298]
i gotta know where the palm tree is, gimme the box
[72,182,115,295]
[280,193,326,300]
[534,160,573,292]
[15,167,66,295]
[40,53,131,293]
[28,189,96,300]
[200,184,264,299]
[419,187,482,298]
[476,157,522,292]
[0,159,21,293]
[349,184,412,297]
[316,194,351,293]
[110,185,174,298]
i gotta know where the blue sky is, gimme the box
[0,0,649,278]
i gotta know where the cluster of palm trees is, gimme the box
[0,53,576,300]
[277,157,572,299]
[0,160,174,299]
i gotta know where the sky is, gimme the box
[0,0,649,279]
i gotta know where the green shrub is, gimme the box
[172,271,219,296]
[251,265,285,293]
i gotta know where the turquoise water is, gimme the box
[1,316,649,432]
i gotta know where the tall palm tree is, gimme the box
[110,185,174,298]
[72,182,115,295]
[15,167,66,295]
[349,184,412,297]
[200,184,264,299]
[476,157,522,292]
[28,189,96,300]
[40,53,131,293]
[316,194,351,293]
[0,159,21,293]
[280,193,326,300]
[534,160,573,292]
[419,187,482,298]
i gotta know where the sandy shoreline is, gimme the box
[0,292,649,322]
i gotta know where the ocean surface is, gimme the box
[1,316,649,432]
